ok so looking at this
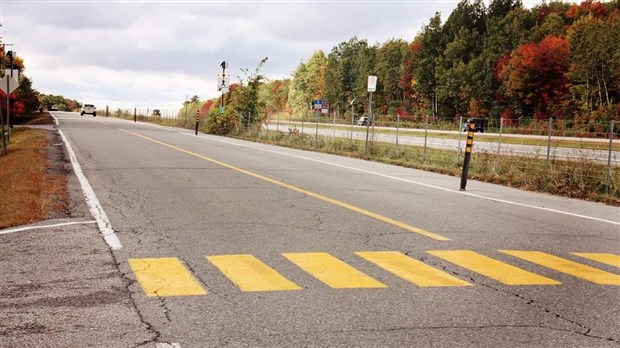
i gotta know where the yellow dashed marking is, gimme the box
[207,254,302,292]
[427,250,560,285]
[572,253,620,268]
[128,258,207,297]
[501,251,620,285]
[356,251,472,287]
[283,252,387,289]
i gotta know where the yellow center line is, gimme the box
[120,129,450,241]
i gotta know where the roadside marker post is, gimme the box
[134,108,137,123]
[195,109,200,135]
[460,120,475,191]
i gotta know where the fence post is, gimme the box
[315,115,319,146]
[605,121,615,194]
[424,113,429,162]
[457,116,463,163]
[546,117,553,169]
[396,113,400,153]
[495,117,504,172]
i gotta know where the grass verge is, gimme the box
[0,127,68,228]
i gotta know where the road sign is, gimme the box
[0,75,19,94]
[217,73,230,93]
[367,75,377,92]
[312,99,329,114]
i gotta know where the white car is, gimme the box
[81,104,97,117]
[356,116,372,126]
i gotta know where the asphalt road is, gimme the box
[17,111,620,347]
[265,121,620,164]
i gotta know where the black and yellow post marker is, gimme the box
[195,109,200,135]
[460,119,475,191]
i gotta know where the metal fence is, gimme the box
[267,116,618,197]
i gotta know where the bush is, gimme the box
[204,107,237,135]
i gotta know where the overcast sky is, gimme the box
[4,0,483,108]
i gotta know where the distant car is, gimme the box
[356,116,373,126]
[462,118,488,133]
[49,105,58,111]
[81,104,97,117]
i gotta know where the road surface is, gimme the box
[7,111,620,347]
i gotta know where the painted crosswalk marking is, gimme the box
[501,251,620,285]
[207,254,302,292]
[129,251,619,297]
[356,251,472,287]
[282,252,387,289]
[572,253,620,268]
[427,250,561,285]
[128,258,207,297]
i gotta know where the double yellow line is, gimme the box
[120,129,450,241]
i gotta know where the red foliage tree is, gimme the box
[499,35,569,119]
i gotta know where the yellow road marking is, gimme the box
[128,258,207,297]
[120,129,449,241]
[206,255,302,292]
[572,253,620,268]
[427,250,560,285]
[501,251,620,285]
[283,252,387,289]
[356,251,471,287]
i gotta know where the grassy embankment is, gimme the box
[0,116,68,228]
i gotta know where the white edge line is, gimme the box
[178,132,620,227]
[51,112,59,125]
[0,221,97,235]
[58,129,123,250]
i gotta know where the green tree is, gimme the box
[286,61,310,117]
[567,14,620,116]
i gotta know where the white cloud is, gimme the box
[3,0,464,108]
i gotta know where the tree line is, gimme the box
[196,0,619,131]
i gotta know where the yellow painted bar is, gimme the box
[572,253,620,268]
[206,255,301,292]
[427,250,560,285]
[283,252,387,289]
[356,251,472,287]
[501,251,620,285]
[128,258,207,297]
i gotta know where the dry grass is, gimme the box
[0,128,68,228]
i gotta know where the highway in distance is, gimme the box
[51,112,620,347]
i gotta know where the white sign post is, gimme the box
[365,75,377,153]
[217,73,230,93]
[367,75,377,92]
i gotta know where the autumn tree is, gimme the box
[500,35,570,119]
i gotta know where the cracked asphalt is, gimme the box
[2,111,618,347]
